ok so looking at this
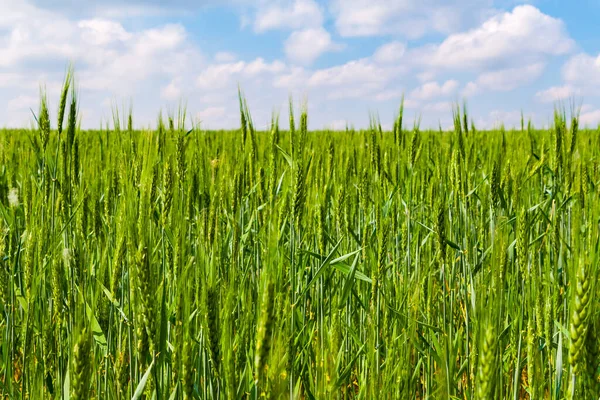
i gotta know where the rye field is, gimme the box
[1,73,600,400]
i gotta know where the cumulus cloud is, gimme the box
[77,18,132,45]
[0,2,200,91]
[535,85,582,103]
[580,109,600,126]
[409,80,459,101]
[464,63,545,97]
[254,0,323,32]
[373,90,404,102]
[310,59,391,87]
[423,102,452,113]
[373,42,406,64]
[29,0,208,7]
[462,82,479,97]
[284,27,343,65]
[196,58,286,90]
[77,23,200,96]
[161,79,182,101]
[7,95,39,111]
[562,53,600,86]
[26,0,229,17]
[0,0,591,131]
[0,0,204,128]
[411,5,573,70]
[330,0,489,38]
[477,63,545,91]
[269,56,406,101]
[273,67,309,89]
[534,52,600,104]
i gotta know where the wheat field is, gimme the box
[1,71,599,399]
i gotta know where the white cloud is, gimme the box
[409,80,459,101]
[581,104,594,113]
[244,58,286,75]
[304,57,407,100]
[254,0,323,32]
[417,71,436,82]
[533,52,600,103]
[197,106,226,121]
[580,109,600,126]
[274,47,410,100]
[284,27,342,65]
[196,58,286,90]
[25,0,210,15]
[309,59,396,88]
[161,79,182,101]
[7,95,39,111]
[331,0,416,37]
[0,2,200,89]
[562,53,600,87]
[274,67,309,89]
[80,24,195,91]
[373,89,404,102]
[462,82,479,97]
[330,0,486,38]
[77,18,132,45]
[0,0,206,128]
[0,0,590,132]
[413,5,573,70]
[405,100,452,113]
[474,63,545,92]
[373,41,406,64]
[0,72,56,90]
[423,102,452,113]
[535,85,582,103]
[91,4,180,19]
[139,25,186,53]
[0,13,78,67]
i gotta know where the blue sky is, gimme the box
[1,0,600,130]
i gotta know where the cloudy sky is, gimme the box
[1,0,599,130]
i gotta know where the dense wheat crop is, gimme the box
[1,72,600,399]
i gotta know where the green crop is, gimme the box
[0,73,599,399]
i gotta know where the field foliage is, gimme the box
[1,73,600,399]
